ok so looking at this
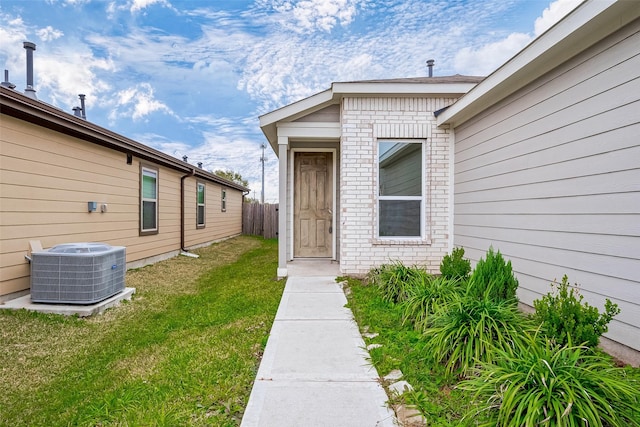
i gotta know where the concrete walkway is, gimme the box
[241,261,396,427]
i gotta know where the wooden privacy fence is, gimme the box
[243,203,278,239]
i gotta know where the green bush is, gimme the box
[423,288,533,376]
[460,333,640,426]
[440,247,471,280]
[533,275,620,348]
[368,262,430,304]
[400,275,464,331]
[468,247,518,303]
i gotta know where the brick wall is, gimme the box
[339,96,457,275]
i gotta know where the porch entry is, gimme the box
[294,152,333,258]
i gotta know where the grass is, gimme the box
[0,236,284,427]
[344,274,640,426]
[342,276,475,426]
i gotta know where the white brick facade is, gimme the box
[339,97,457,275]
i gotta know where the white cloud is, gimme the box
[36,25,64,41]
[454,32,532,76]
[108,83,175,121]
[129,0,171,13]
[534,0,583,36]
[0,15,28,80]
[453,0,583,76]
[258,0,362,33]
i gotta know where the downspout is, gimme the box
[180,168,197,256]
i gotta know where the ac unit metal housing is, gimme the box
[30,243,126,304]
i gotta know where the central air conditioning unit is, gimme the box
[30,243,126,304]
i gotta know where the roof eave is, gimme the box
[260,80,478,152]
[0,87,248,192]
[437,0,640,128]
[332,81,478,96]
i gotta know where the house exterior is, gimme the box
[437,0,640,363]
[260,76,482,278]
[261,0,639,363]
[0,86,247,301]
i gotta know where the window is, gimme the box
[197,182,205,228]
[141,166,158,234]
[221,189,227,212]
[378,141,423,237]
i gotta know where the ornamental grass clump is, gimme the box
[368,261,430,304]
[460,333,640,427]
[468,247,518,304]
[400,275,464,331]
[533,275,620,348]
[423,287,534,376]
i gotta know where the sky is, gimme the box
[0,0,582,202]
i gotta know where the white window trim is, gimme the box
[376,139,426,240]
[221,188,227,212]
[141,166,158,234]
[197,182,206,228]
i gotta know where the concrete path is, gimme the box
[241,263,396,427]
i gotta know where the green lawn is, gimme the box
[0,236,284,427]
[343,276,474,426]
[344,275,640,426]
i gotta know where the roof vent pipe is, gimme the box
[23,41,37,99]
[72,106,83,117]
[1,70,16,89]
[183,155,188,162]
[197,162,203,168]
[79,94,87,120]
[426,59,435,78]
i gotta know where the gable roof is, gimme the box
[437,0,640,128]
[0,86,248,192]
[259,75,483,148]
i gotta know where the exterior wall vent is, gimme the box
[30,243,126,304]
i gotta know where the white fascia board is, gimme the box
[277,122,341,139]
[437,0,638,128]
[260,89,336,152]
[259,89,334,127]
[332,81,476,96]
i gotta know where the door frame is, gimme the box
[289,148,337,260]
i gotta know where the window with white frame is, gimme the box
[221,188,227,212]
[140,166,158,235]
[378,140,423,237]
[197,182,205,228]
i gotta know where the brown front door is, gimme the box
[294,152,333,258]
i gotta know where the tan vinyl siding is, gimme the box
[452,20,640,351]
[183,179,243,248]
[0,114,243,297]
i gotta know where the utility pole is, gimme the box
[260,144,266,204]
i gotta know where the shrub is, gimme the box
[423,288,533,376]
[400,275,464,331]
[460,333,640,427]
[368,262,430,304]
[468,247,518,303]
[440,247,471,281]
[533,275,620,348]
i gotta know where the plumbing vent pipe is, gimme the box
[79,94,87,119]
[1,70,16,89]
[23,41,37,99]
[72,106,83,117]
[426,59,435,77]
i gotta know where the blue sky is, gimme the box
[0,0,581,201]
